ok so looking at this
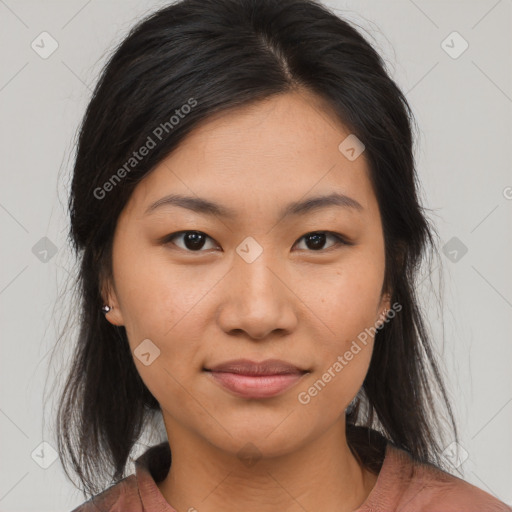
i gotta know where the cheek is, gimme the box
[296,337,374,421]
[111,249,207,395]
[124,301,205,417]
[114,246,198,337]
[291,252,382,404]
[290,330,373,449]
[298,253,384,341]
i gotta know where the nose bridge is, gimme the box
[233,242,282,307]
[216,239,297,338]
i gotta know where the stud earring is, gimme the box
[101,305,112,314]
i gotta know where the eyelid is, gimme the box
[161,230,352,252]
[160,230,220,251]
[295,231,353,252]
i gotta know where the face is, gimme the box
[103,90,391,460]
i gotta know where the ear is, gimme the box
[101,278,125,326]
[376,291,392,328]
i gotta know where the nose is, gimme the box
[215,252,298,340]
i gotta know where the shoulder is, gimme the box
[68,441,172,512]
[407,462,510,511]
[69,474,141,512]
[374,444,511,512]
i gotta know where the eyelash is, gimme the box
[161,230,352,253]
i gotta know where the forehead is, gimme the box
[125,91,378,222]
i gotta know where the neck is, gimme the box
[157,417,378,512]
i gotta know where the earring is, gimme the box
[101,305,112,314]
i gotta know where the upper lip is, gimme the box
[205,358,308,376]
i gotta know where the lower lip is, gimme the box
[206,371,307,399]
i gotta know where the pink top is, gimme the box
[71,442,511,511]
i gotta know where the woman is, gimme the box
[54,0,511,510]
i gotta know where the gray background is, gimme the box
[0,0,511,510]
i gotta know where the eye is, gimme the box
[294,231,350,252]
[163,231,218,252]
[162,230,351,253]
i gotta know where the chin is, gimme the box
[201,420,310,460]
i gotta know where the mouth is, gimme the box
[203,359,310,399]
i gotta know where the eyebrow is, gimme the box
[144,192,364,219]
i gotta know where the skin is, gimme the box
[103,89,391,512]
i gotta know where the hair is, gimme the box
[52,0,458,498]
